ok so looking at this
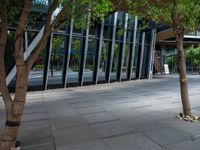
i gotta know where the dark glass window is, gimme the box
[122,44,131,79]
[67,38,83,83]
[47,35,66,86]
[84,39,97,82]
[103,26,112,39]
[111,42,121,80]
[28,48,46,87]
[98,41,110,81]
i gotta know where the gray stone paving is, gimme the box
[1,75,200,150]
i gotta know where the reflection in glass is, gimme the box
[67,38,82,83]
[84,40,97,82]
[111,42,121,80]
[5,31,15,75]
[122,44,131,79]
[132,45,139,78]
[98,41,109,81]
[47,35,66,85]
[103,26,112,39]
[28,48,46,86]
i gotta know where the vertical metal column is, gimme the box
[106,12,118,83]
[128,16,138,80]
[63,20,73,88]
[138,32,145,79]
[44,33,53,90]
[93,21,104,84]
[79,13,90,86]
[147,29,157,79]
[117,13,128,81]
[160,46,165,74]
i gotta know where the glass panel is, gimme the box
[117,12,125,28]
[104,15,114,25]
[28,31,38,46]
[122,44,131,79]
[28,48,46,86]
[116,27,124,41]
[98,41,109,81]
[89,23,99,38]
[67,38,82,83]
[111,42,121,80]
[5,31,15,75]
[84,40,97,82]
[127,15,135,30]
[47,35,66,85]
[103,26,112,39]
[141,46,150,78]
[126,31,133,42]
[132,45,139,78]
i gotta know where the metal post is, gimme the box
[106,12,118,83]
[93,21,104,84]
[64,20,73,88]
[147,29,157,79]
[79,13,90,86]
[138,32,145,79]
[117,13,128,81]
[44,33,53,90]
[128,16,138,80]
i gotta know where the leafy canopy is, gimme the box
[126,0,200,31]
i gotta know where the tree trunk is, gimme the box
[172,0,192,117]
[174,27,192,116]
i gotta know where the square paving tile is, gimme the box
[49,116,85,129]
[103,133,163,150]
[166,139,200,150]
[22,142,55,150]
[90,120,134,138]
[22,112,48,122]
[20,120,50,131]
[19,127,53,147]
[75,106,104,115]
[81,112,117,124]
[62,140,109,150]
[143,127,191,146]
[52,126,98,149]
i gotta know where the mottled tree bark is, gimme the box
[173,0,192,116]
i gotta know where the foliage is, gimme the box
[126,0,200,31]
[186,46,200,67]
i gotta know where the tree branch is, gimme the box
[0,0,12,108]
[26,0,60,72]
[14,0,32,102]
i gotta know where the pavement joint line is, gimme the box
[100,131,140,139]
[72,105,98,109]
[141,132,165,148]
[67,100,92,105]
[191,106,200,109]
[79,110,106,116]
[21,141,54,149]
[88,119,120,125]
[171,101,182,104]
[21,118,49,123]
[109,97,128,100]
[156,96,173,100]
[191,134,200,140]
[118,100,138,104]
[130,105,153,109]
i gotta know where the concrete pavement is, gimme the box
[1,74,200,150]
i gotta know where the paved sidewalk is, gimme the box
[1,75,200,150]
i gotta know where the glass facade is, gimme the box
[7,12,156,91]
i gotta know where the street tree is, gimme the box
[0,0,112,149]
[110,0,200,117]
